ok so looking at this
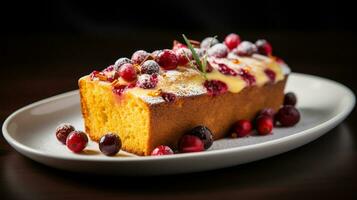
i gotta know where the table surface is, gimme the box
[1,31,357,200]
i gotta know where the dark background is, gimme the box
[1,1,357,199]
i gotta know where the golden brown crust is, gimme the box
[146,78,287,154]
[79,76,287,156]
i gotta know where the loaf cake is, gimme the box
[79,34,290,155]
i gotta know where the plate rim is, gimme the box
[2,73,356,162]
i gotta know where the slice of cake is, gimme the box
[79,35,290,156]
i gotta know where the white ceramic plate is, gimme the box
[2,73,355,175]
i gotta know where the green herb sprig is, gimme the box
[182,34,207,79]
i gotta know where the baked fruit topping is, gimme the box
[207,43,228,58]
[218,63,237,76]
[204,80,228,96]
[131,50,149,65]
[234,41,257,56]
[175,48,192,66]
[201,37,219,49]
[239,69,256,86]
[264,69,276,83]
[161,92,176,102]
[137,74,158,89]
[114,57,132,70]
[140,60,160,75]
[119,63,137,82]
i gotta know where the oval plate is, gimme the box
[2,73,355,175]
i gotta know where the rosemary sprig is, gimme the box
[182,34,207,79]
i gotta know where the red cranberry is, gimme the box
[256,116,273,135]
[172,40,187,51]
[112,85,128,96]
[178,135,204,153]
[256,39,273,56]
[151,145,174,156]
[141,60,160,75]
[119,63,137,82]
[276,105,300,127]
[207,43,228,58]
[235,41,257,57]
[55,123,75,144]
[90,70,106,81]
[189,126,213,149]
[157,49,178,70]
[103,66,120,82]
[284,92,297,106]
[264,69,276,82]
[131,50,149,64]
[234,120,252,137]
[224,33,241,50]
[114,57,132,70]
[239,69,256,85]
[161,92,176,102]
[218,63,237,76]
[259,108,275,118]
[137,74,158,89]
[204,80,228,96]
[66,131,88,153]
[201,37,219,49]
[176,48,192,66]
[99,133,122,156]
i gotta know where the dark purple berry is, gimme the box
[141,60,160,74]
[207,43,228,58]
[234,41,257,56]
[276,105,301,127]
[201,37,219,49]
[114,57,132,70]
[55,123,75,144]
[188,126,213,149]
[99,133,122,156]
[131,50,149,64]
[284,92,297,106]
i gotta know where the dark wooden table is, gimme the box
[1,31,356,200]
